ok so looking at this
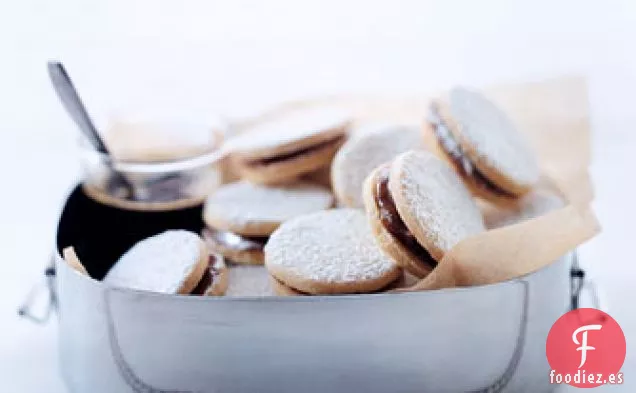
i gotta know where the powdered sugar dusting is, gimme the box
[332,123,422,207]
[449,87,539,186]
[225,107,350,153]
[204,181,333,226]
[104,230,202,293]
[225,265,275,296]
[396,151,485,252]
[265,209,398,283]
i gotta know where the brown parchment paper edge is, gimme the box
[62,247,90,277]
[405,204,600,291]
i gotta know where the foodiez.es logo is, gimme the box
[573,324,602,369]
[546,308,626,388]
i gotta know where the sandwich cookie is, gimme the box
[481,190,565,229]
[222,264,303,296]
[225,265,275,296]
[424,87,540,204]
[302,165,333,190]
[227,108,350,184]
[391,271,420,289]
[331,123,422,208]
[190,253,229,296]
[265,209,401,294]
[270,275,404,295]
[363,151,485,278]
[103,230,223,295]
[269,276,304,296]
[203,181,334,265]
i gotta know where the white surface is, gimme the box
[0,0,634,391]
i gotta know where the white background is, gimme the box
[1,0,635,391]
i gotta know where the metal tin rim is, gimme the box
[54,249,573,303]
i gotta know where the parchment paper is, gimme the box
[63,247,90,277]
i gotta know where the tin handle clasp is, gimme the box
[18,262,57,324]
[570,253,604,311]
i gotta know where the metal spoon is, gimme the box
[47,61,136,199]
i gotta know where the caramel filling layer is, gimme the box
[374,167,438,269]
[244,134,345,167]
[191,255,222,295]
[428,106,515,198]
[202,228,267,252]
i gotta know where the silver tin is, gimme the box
[51,250,581,393]
[19,82,595,392]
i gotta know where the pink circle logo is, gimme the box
[546,308,626,387]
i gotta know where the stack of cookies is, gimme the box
[92,88,564,296]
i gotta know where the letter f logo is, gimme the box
[572,324,602,368]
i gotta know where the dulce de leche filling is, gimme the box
[190,255,222,295]
[244,134,345,167]
[373,167,438,269]
[428,106,515,198]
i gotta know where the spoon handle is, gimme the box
[47,61,108,154]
